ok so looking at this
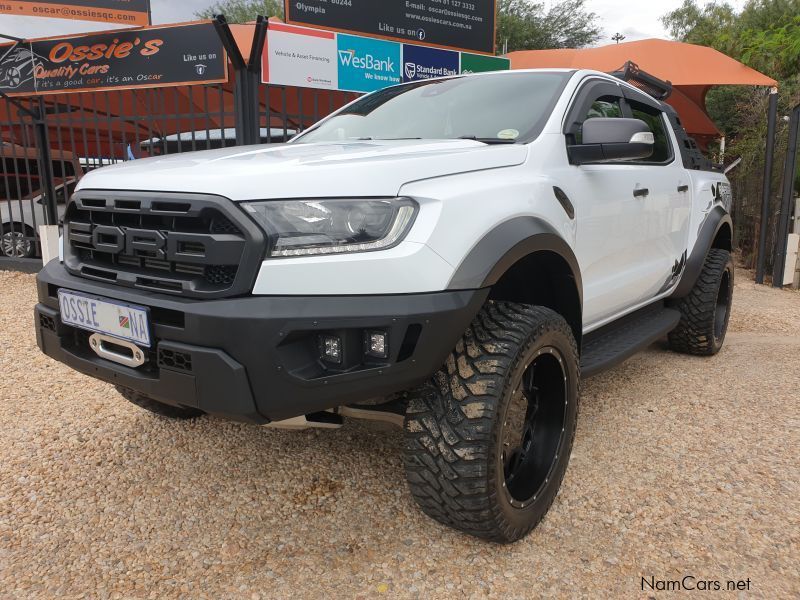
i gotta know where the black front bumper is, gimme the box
[35,261,488,423]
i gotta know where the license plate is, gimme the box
[58,290,151,348]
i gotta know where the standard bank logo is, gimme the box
[401,44,459,82]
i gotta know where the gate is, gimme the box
[0,84,242,259]
[0,97,57,259]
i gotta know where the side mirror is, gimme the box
[568,117,654,165]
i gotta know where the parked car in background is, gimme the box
[1,143,83,258]
[139,127,298,154]
[1,179,76,257]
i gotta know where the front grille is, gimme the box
[63,191,266,298]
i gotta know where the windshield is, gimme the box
[294,72,571,145]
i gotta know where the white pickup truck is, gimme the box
[35,68,734,543]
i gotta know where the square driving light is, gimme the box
[364,330,388,359]
[318,334,342,364]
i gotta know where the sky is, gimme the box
[0,0,750,45]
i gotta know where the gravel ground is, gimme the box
[1,267,798,599]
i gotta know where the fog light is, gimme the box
[318,334,342,364]
[365,330,388,359]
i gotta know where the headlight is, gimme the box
[242,198,418,257]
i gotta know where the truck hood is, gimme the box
[76,140,528,200]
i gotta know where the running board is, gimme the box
[339,405,405,427]
[580,303,681,378]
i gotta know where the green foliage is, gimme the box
[738,16,800,80]
[705,86,752,138]
[497,0,601,52]
[195,0,283,22]
[662,0,738,45]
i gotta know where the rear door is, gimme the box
[620,92,692,301]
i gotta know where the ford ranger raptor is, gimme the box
[35,68,734,543]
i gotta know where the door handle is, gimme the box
[633,187,649,198]
[677,185,689,193]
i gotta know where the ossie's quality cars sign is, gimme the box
[0,23,226,95]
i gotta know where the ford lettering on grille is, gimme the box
[67,223,240,264]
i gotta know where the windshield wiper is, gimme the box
[458,135,516,145]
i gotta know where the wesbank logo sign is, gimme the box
[337,49,394,72]
[337,34,400,93]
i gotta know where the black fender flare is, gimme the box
[447,216,583,306]
[671,206,732,298]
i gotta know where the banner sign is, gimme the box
[0,0,151,26]
[337,33,401,93]
[262,23,508,93]
[263,23,337,90]
[402,44,458,82]
[460,52,510,74]
[285,0,497,55]
[0,22,227,95]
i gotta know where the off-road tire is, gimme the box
[668,249,734,356]
[116,386,203,419]
[403,302,580,543]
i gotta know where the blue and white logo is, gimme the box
[337,34,401,93]
[402,44,459,82]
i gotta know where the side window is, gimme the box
[586,96,623,119]
[628,100,673,163]
[576,95,624,143]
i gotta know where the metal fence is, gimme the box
[0,85,237,259]
[257,83,359,141]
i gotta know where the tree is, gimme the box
[661,0,737,46]
[497,0,601,52]
[195,0,283,22]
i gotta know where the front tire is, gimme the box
[404,302,579,543]
[116,386,203,420]
[669,249,734,356]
